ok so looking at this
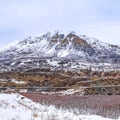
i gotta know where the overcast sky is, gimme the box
[0,0,120,49]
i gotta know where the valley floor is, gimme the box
[0,92,120,120]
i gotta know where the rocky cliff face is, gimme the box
[0,32,120,72]
[0,32,120,95]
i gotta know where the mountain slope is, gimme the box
[0,32,120,72]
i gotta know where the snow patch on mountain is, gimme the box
[0,32,120,72]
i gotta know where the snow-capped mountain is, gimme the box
[0,32,120,72]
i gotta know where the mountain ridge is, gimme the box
[0,32,120,72]
[0,32,120,95]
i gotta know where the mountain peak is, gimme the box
[0,32,120,72]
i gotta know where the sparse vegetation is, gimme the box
[20,93,120,119]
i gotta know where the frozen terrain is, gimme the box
[0,32,120,72]
[0,93,119,120]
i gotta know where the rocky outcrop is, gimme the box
[0,70,120,95]
[0,32,120,95]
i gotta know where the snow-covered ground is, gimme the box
[0,93,119,120]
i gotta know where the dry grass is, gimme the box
[33,112,38,118]
[20,93,120,119]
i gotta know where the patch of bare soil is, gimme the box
[20,93,120,119]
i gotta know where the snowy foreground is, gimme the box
[0,93,119,120]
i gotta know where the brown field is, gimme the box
[20,93,120,119]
